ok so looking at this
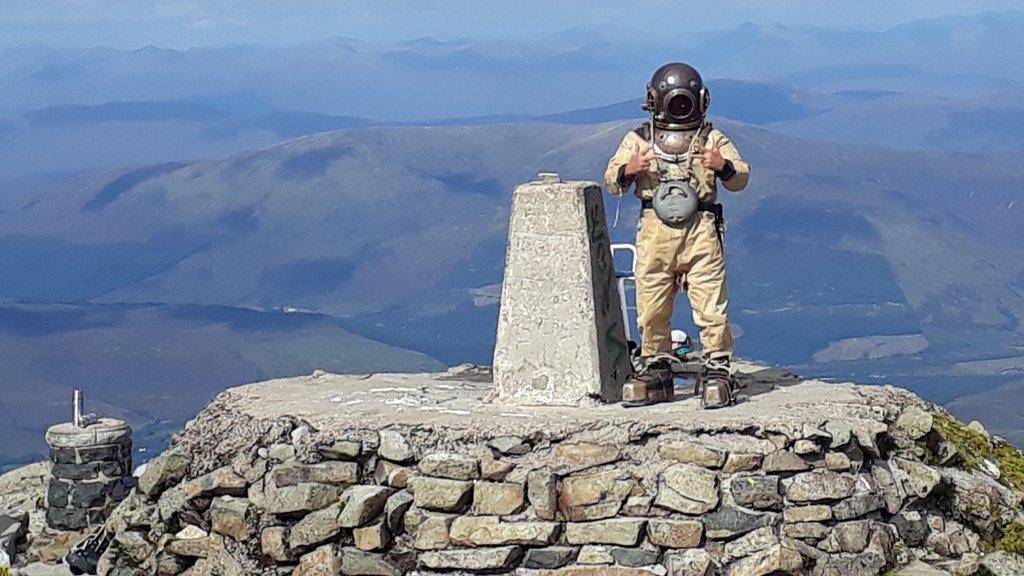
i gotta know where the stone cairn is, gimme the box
[96,391,1024,576]
[45,417,134,531]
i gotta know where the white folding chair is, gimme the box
[610,243,637,342]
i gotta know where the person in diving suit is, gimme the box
[605,62,750,408]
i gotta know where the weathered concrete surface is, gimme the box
[216,362,870,442]
[492,174,631,405]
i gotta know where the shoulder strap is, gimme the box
[632,122,651,141]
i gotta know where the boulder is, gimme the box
[565,519,646,546]
[658,439,726,469]
[647,519,704,548]
[449,516,559,546]
[490,436,531,456]
[260,526,293,562]
[610,546,660,567]
[378,430,415,463]
[263,482,343,514]
[655,464,719,515]
[319,440,362,461]
[980,551,1024,576]
[723,453,764,475]
[528,470,559,520]
[411,477,472,512]
[383,490,414,533]
[419,546,523,571]
[763,451,810,473]
[340,547,405,575]
[783,505,832,523]
[290,502,344,548]
[730,476,782,510]
[523,547,579,569]
[418,453,479,480]
[353,521,391,551]
[551,442,621,474]
[890,458,941,499]
[782,522,829,540]
[578,544,615,564]
[473,481,524,515]
[940,468,1020,534]
[891,560,952,575]
[137,448,190,497]
[271,461,360,487]
[559,470,636,521]
[339,486,393,528]
[181,466,247,500]
[294,544,342,576]
[166,525,211,558]
[664,548,715,576]
[407,512,453,550]
[622,495,653,516]
[832,493,884,521]
[373,460,411,489]
[0,511,29,560]
[783,470,858,502]
[895,406,934,439]
[209,497,251,541]
[480,454,515,481]
[703,508,775,540]
[723,543,803,576]
[723,526,777,562]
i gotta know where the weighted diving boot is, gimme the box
[622,359,672,408]
[699,353,736,409]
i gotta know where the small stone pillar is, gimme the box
[45,418,133,530]
[493,173,631,405]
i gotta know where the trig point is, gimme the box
[492,172,632,405]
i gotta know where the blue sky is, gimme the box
[3,0,1023,47]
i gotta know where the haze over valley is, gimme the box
[2,7,1023,469]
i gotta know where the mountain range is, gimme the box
[1,115,1022,467]
[2,10,1023,468]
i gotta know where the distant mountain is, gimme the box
[0,301,443,469]
[6,72,1024,180]
[2,11,1023,121]
[0,96,375,178]
[765,88,1024,151]
[541,80,823,126]
[1,120,1022,450]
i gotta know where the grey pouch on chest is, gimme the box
[652,177,699,228]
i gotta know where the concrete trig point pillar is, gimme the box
[493,172,631,405]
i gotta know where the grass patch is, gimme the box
[997,521,1024,554]
[993,441,1024,497]
[932,412,989,469]
[931,412,1024,496]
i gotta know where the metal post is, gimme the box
[73,388,82,428]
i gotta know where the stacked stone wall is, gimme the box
[45,419,134,531]
[97,390,1024,576]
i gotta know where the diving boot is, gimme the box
[622,359,672,408]
[699,354,736,409]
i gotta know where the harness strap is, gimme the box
[641,198,721,215]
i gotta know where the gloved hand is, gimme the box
[624,145,657,177]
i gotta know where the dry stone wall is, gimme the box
[94,371,1024,576]
[45,419,134,532]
